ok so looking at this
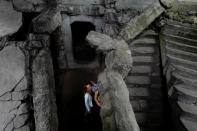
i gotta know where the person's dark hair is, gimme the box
[83,83,91,94]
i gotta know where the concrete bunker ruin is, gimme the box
[0,0,197,131]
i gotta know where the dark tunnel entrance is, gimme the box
[55,69,102,131]
[71,22,96,63]
[51,22,103,131]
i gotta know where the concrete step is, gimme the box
[135,112,164,125]
[175,84,197,98]
[178,93,197,105]
[163,23,197,40]
[166,46,197,62]
[178,101,197,116]
[167,20,197,31]
[133,56,155,63]
[172,71,197,86]
[128,87,162,98]
[166,40,197,54]
[131,100,163,113]
[130,37,159,46]
[130,65,153,74]
[140,125,163,131]
[126,76,151,85]
[141,30,159,37]
[181,114,197,131]
[174,64,197,76]
[130,46,157,54]
[167,54,197,71]
[162,33,197,47]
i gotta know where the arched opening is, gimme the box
[71,22,96,63]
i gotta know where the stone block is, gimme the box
[0,93,11,101]
[14,77,28,92]
[14,125,31,131]
[0,46,25,96]
[119,1,165,41]
[33,8,62,33]
[129,88,149,97]
[0,0,22,37]
[12,91,28,101]
[130,100,163,112]
[126,76,151,84]
[131,66,152,73]
[0,101,21,113]
[58,4,105,16]
[14,114,29,128]
[133,56,154,63]
[32,49,58,131]
[0,113,15,131]
[131,47,156,54]
[115,0,155,10]
[61,0,103,5]
[13,0,47,12]
[4,121,14,131]
[17,103,29,115]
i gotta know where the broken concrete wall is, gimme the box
[0,40,32,131]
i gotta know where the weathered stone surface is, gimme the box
[160,0,175,8]
[181,115,197,131]
[87,31,130,51]
[126,76,151,84]
[133,56,154,63]
[0,93,11,101]
[32,49,58,131]
[13,0,47,12]
[0,46,25,96]
[58,4,105,16]
[131,46,156,54]
[115,0,155,10]
[98,71,140,131]
[86,31,114,51]
[131,66,152,73]
[12,91,28,101]
[13,114,29,128]
[14,77,28,92]
[0,113,15,131]
[87,31,132,78]
[61,0,103,5]
[161,19,197,130]
[5,121,14,131]
[33,8,62,33]
[0,101,21,113]
[17,103,29,115]
[119,1,165,41]
[0,37,7,50]
[105,49,132,78]
[14,125,31,131]
[0,0,22,37]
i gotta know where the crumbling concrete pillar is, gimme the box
[29,34,58,131]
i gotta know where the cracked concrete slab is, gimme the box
[0,0,22,37]
[0,46,25,97]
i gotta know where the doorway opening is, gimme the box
[71,22,96,63]
[50,23,103,131]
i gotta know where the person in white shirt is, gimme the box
[84,84,93,113]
